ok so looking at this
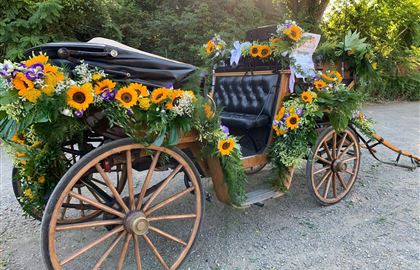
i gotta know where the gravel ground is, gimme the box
[1,102,419,270]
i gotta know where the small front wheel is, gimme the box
[306,126,361,205]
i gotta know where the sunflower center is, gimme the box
[155,94,163,100]
[121,93,132,103]
[172,97,181,106]
[252,48,258,54]
[261,49,268,55]
[291,30,297,37]
[222,142,231,150]
[289,117,297,125]
[73,92,86,104]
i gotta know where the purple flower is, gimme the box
[11,70,18,78]
[220,125,229,136]
[165,83,174,89]
[30,63,44,70]
[295,107,304,117]
[24,69,37,80]
[127,109,133,116]
[283,113,290,121]
[0,64,12,77]
[100,89,116,101]
[74,110,84,118]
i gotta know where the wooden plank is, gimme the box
[206,157,230,204]
[241,154,268,169]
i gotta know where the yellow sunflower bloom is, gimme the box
[286,114,300,130]
[258,45,272,58]
[274,106,285,121]
[371,62,377,70]
[250,45,260,58]
[284,25,302,42]
[217,138,236,156]
[204,103,214,119]
[129,83,149,98]
[301,91,313,103]
[116,86,138,108]
[314,80,327,90]
[333,71,343,83]
[151,87,169,104]
[139,98,151,110]
[12,72,34,96]
[41,73,59,96]
[25,53,49,67]
[92,73,102,81]
[271,37,281,44]
[12,133,25,145]
[206,40,215,54]
[166,89,184,110]
[23,88,42,103]
[66,84,94,111]
[273,125,287,136]
[94,79,116,95]
[44,64,64,81]
[38,176,46,184]
[321,73,335,82]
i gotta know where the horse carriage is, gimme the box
[2,25,419,270]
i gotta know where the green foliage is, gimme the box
[322,0,420,100]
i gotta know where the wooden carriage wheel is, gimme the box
[41,138,203,270]
[306,126,361,205]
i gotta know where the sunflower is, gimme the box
[206,40,215,54]
[25,53,49,67]
[273,125,287,136]
[38,176,46,184]
[92,73,102,81]
[12,72,34,96]
[41,73,59,96]
[274,106,285,121]
[271,37,281,44]
[12,133,25,145]
[283,25,302,42]
[94,79,116,95]
[321,73,335,82]
[204,103,214,119]
[23,88,42,103]
[116,86,138,108]
[301,91,313,103]
[44,64,64,82]
[151,87,169,104]
[286,114,300,130]
[333,71,343,83]
[139,98,151,110]
[250,45,260,57]
[258,45,272,58]
[166,89,184,110]
[128,83,149,98]
[217,138,235,156]
[67,84,94,111]
[23,188,33,199]
[314,80,327,90]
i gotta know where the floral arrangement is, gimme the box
[0,54,247,214]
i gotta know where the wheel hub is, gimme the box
[124,211,149,235]
[332,159,347,172]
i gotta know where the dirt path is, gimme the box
[1,102,419,270]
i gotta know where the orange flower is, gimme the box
[115,86,138,108]
[94,79,116,95]
[250,45,260,57]
[206,40,215,54]
[129,83,149,98]
[258,45,272,58]
[283,25,302,42]
[25,53,49,67]
[314,80,327,90]
[301,91,313,103]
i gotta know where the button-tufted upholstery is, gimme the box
[214,73,279,129]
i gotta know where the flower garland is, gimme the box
[0,55,247,214]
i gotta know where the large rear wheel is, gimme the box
[42,138,204,270]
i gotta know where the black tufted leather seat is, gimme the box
[214,73,279,130]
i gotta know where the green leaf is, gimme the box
[167,126,179,145]
[152,129,166,146]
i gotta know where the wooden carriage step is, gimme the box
[238,188,285,208]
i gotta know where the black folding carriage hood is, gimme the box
[24,37,197,88]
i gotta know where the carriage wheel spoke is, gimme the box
[322,141,333,161]
[142,235,170,270]
[133,235,142,270]
[136,151,162,210]
[313,166,330,175]
[93,232,126,270]
[342,156,357,163]
[149,226,187,246]
[60,195,72,219]
[323,174,332,199]
[148,214,197,222]
[315,171,332,190]
[337,172,348,189]
[60,225,124,266]
[338,142,355,159]
[332,173,337,197]
[91,178,108,187]
[126,150,135,210]
[337,133,348,154]
[77,187,85,217]
[315,155,331,165]
[117,233,132,270]
[87,185,104,203]
[95,164,129,213]
[143,164,183,211]
[56,219,123,231]
[146,186,195,216]
[332,132,337,158]
[69,191,125,218]
[344,169,355,176]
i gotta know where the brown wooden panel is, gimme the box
[241,154,268,169]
